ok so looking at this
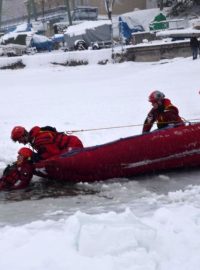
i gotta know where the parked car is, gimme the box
[30,34,53,52]
[64,20,112,51]
[53,6,98,35]
[0,44,26,57]
[0,31,53,54]
[72,6,98,21]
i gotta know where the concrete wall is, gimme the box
[122,41,192,62]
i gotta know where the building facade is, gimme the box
[31,0,148,16]
[78,0,158,13]
[80,0,147,15]
[1,0,159,31]
[1,1,158,23]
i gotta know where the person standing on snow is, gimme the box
[142,90,184,133]
[11,125,83,160]
[190,36,199,60]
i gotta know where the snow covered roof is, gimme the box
[0,31,34,44]
[64,20,111,36]
[32,34,51,43]
[119,8,167,31]
[157,27,200,38]
[14,23,30,32]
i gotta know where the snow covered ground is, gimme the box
[0,49,200,270]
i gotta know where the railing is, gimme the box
[149,18,189,31]
[167,18,189,29]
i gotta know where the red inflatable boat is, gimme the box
[35,123,200,182]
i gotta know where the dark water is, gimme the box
[0,168,200,226]
[0,179,99,202]
[1,168,200,202]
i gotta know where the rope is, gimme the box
[66,123,142,134]
[65,118,200,134]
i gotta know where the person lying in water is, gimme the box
[0,147,34,190]
[142,90,184,133]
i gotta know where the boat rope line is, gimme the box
[65,118,200,134]
[66,123,142,134]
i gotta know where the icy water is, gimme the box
[1,169,200,227]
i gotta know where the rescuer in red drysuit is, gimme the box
[11,125,83,160]
[0,147,34,191]
[142,91,184,133]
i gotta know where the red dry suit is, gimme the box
[29,126,83,160]
[142,98,184,133]
[0,162,34,190]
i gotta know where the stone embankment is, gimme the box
[122,40,191,62]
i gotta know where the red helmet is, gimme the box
[148,91,165,103]
[11,126,26,141]
[18,147,33,159]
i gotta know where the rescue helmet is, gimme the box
[148,90,165,103]
[11,126,27,142]
[18,147,33,159]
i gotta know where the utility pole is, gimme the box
[0,0,3,29]
[104,0,115,61]
[41,0,45,20]
[31,0,38,21]
[64,0,72,25]
[71,0,75,10]
[159,0,164,10]
[25,0,37,23]
[27,0,31,23]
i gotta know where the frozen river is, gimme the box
[1,169,200,226]
[0,52,200,269]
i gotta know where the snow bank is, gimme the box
[0,204,200,270]
[0,49,113,68]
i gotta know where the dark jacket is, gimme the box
[0,162,34,190]
[190,37,199,48]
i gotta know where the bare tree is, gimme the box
[104,0,115,20]
[64,0,72,25]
